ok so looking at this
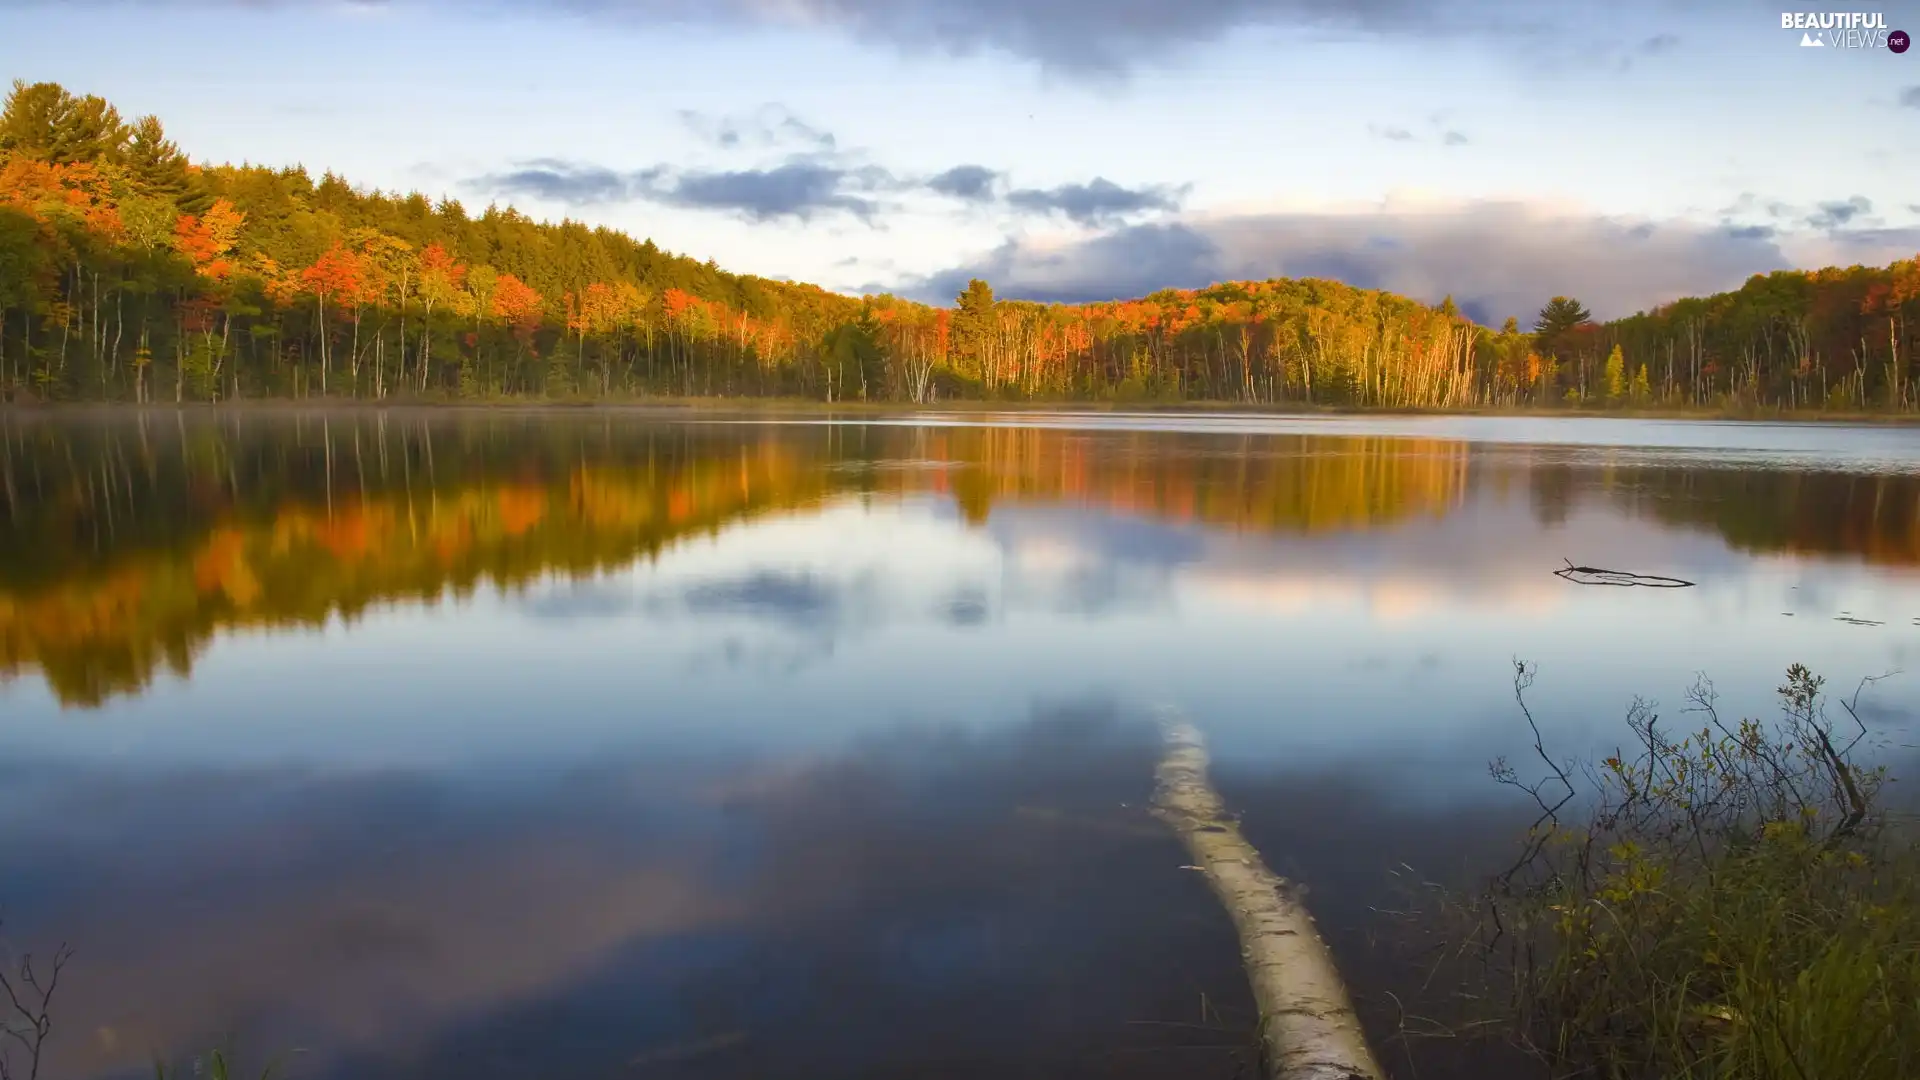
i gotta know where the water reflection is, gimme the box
[4,412,1919,709]
[8,708,1268,1080]
[3,410,1920,1080]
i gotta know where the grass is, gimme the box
[1449,663,1920,1080]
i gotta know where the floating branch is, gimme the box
[1152,715,1384,1080]
[1554,560,1695,588]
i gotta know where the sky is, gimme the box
[1,0,1917,323]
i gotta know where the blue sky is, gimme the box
[2,0,1917,322]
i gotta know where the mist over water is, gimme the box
[2,410,1918,1079]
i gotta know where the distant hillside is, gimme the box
[0,80,1914,410]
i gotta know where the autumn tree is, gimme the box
[301,243,366,395]
[413,243,468,392]
[2,80,1916,413]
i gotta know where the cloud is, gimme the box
[471,148,1179,227]
[1003,177,1188,226]
[1371,120,1469,146]
[646,161,891,222]
[1806,195,1872,230]
[9,0,1755,76]
[927,164,1000,202]
[894,200,1815,324]
[907,222,1221,307]
[677,104,837,150]
[466,158,633,204]
[521,0,1722,74]
[1639,32,1680,53]
[1900,85,1920,109]
[469,157,895,222]
[925,168,1186,225]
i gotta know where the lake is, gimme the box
[3,409,1918,1079]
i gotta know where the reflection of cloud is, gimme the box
[518,570,867,632]
[3,763,738,1080]
[5,710,1286,1079]
[683,570,847,625]
[939,587,992,626]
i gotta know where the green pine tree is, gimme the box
[1533,296,1592,361]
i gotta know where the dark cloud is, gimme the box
[678,104,838,150]
[1899,85,1920,109]
[468,157,893,222]
[1807,195,1872,230]
[5,0,1755,76]
[646,161,888,222]
[1639,33,1680,53]
[467,158,633,204]
[524,0,1719,74]
[1003,177,1187,226]
[471,151,1178,227]
[894,201,1805,323]
[911,222,1221,305]
[1442,130,1470,146]
[927,164,1000,202]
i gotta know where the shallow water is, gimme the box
[2,409,1918,1079]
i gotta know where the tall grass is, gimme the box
[1461,663,1920,1080]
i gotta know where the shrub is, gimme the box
[1468,663,1920,1080]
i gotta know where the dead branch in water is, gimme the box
[1152,716,1384,1080]
[1554,559,1695,588]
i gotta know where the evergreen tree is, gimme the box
[1533,296,1592,360]
[0,80,128,164]
[123,115,189,202]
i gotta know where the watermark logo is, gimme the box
[1781,11,1899,48]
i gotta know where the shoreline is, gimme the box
[6,396,1920,426]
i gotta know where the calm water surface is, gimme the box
[3,410,1919,1079]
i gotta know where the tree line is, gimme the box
[1,80,1916,411]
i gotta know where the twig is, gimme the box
[1554,559,1695,588]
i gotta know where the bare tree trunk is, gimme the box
[1153,717,1384,1080]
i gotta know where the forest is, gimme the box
[1,80,1917,411]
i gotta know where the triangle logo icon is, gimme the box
[1801,31,1824,45]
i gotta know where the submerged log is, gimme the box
[1152,718,1384,1080]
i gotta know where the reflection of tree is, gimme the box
[11,415,1913,707]
[0,418,1482,706]
[1605,468,1920,566]
[1530,465,1574,528]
